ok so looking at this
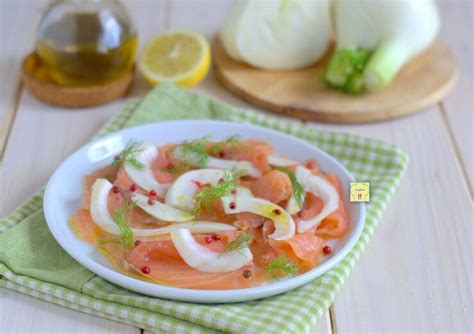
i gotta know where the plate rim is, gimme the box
[44,120,366,303]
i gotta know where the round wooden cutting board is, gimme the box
[213,39,458,123]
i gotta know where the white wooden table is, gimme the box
[0,1,472,333]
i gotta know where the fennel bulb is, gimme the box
[325,0,440,93]
[220,0,331,70]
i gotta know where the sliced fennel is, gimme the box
[170,228,252,272]
[221,195,295,240]
[90,179,235,236]
[268,155,298,167]
[220,0,331,70]
[165,169,225,209]
[123,143,170,197]
[289,166,339,233]
[285,166,312,215]
[325,0,440,93]
[132,221,236,237]
[232,186,254,198]
[206,157,261,177]
[90,178,120,234]
[132,193,192,222]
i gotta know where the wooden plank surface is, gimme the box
[438,0,474,190]
[329,109,472,332]
[0,2,155,333]
[0,0,44,160]
[0,93,139,333]
[143,314,332,334]
[0,289,134,333]
[0,0,472,333]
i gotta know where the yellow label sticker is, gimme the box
[350,182,370,202]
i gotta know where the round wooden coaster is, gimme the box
[213,39,458,123]
[22,54,134,108]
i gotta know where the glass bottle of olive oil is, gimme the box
[36,0,137,86]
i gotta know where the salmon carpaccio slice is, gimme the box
[109,189,168,228]
[83,165,120,207]
[262,221,325,269]
[217,140,272,174]
[84,165,119,190]
[69,208,163,244]
[316,174,349,238]
[251,170,292,203]
[70,208,325,288]
[291,165,350,239]
[270,233,325,269]
[294,193,324,222]
[72,140,351,290]
[234,212,266,230]
[70,209,103,243]
[150,145,183,184]
[84,167,168,228]
[122,236,269,289]
[84,145,182,206]
[70,211,270,289]
[83,166,139,207]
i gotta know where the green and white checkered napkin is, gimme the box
[0,83,408,333]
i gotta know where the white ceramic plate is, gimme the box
[44,120,365,303]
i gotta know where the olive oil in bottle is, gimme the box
[36,6,137,87]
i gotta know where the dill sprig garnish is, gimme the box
[208,135,241,156]
[221,230,254,255]
[275,166,305,207]
[172,135,242,166]
[113,201,137,248]
[111,140,145,170]
[266,256,299,278]
[173,137,210,168]
[97,201,136,249]
[188,169,246,217]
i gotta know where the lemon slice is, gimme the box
[140,30,211,87]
